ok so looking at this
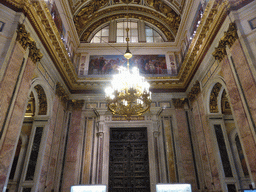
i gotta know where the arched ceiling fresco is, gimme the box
[71,0,183,42]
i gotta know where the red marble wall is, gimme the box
[190,93,222,191]
[0,43,26,134]
[221,53,256,182]
[62,108,83,192]
[175,109,197,191]
[229,40,256,127]
[38,96,67,191]
[0,56,36,191]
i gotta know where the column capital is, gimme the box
[172,98,188,109]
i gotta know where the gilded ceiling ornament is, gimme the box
[34,85,48,115]
[210,83,222,113]
[121,0,132,3]
[172,98,188,109]
[188,81,201,102]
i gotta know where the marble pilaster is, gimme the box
[175,108,197,191]
[62,105,83,192]
[221,56,256,183]
[40,96,66,192]
[0,57,36,191]
[229,40,256,128]
[0,42,26,135]
[191,93,222,191]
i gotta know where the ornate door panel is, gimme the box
[109,128,150,192]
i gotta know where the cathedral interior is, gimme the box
[0,0,256,191]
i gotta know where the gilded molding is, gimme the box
[56,82,69,103]
[172,98,187,109]
[210,83,222,113]
[188,81,201,102]
[212,22,238,62]
[34,85,47,115]
[70,99,85,110]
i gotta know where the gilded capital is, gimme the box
[16,23,30,50]
[172,98,187,109]
[188,81,201,102]
[28,41,43,63]
[70,99,85,110]
[212,22,238,62]
[56,82,69,103]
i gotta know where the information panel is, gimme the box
[156,184,192,192]
[71,185,106,192]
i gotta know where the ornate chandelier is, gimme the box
[105,28,152,120]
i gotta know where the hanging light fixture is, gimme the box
[105,8,152,120]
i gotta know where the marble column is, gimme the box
[221,56,256,183]
[0,57,36,191]
[62,100,84,192]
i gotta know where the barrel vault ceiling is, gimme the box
[2,0,229,93]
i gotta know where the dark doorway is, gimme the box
[109,128,150,192]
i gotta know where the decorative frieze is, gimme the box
[56,82,69,103]
[212,23,238,62]
[188,80,201,102]
[16,23,43,63]
[172,98,187,109]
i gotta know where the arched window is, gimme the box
[89,20,164,43]
[145,25,164,43]
[90,25,109,43]
[116,20,138,43]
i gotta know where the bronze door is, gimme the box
[109,128,150,192]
